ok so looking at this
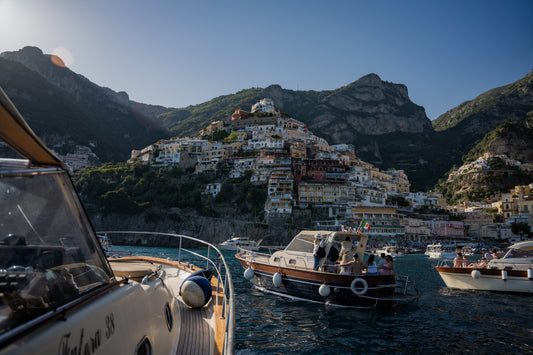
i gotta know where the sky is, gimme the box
[0,0,532,120]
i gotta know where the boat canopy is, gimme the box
[284,230,368,254]
[0,87,63,167]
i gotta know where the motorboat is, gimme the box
[218,236,261,251]
[425,243,457,259]
[373,243,405,257]
[236,230,419,309]
[97,234,132,258]
[435,240,533,294]
[0,87,235,354]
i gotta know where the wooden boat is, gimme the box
[435,240,533,294]
[236,230,418,309]
[0,87,235,354]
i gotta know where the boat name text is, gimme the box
[58,313,115,355]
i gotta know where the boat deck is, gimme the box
[110,258,225,355]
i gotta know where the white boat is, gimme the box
[0,87,235,354]
[218,236,261,251]
[425,243,457,259]
[436,240,533,294]
[97,234,132,258]
[374,244,405,257]
[460,245,475,256]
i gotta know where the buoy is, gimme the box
[471,270,481,279]
[501,269,507,281]
[272,272,282,288]
[319,284,331,297]
[527,268,533,280]
[350,278,368,295]
[244,267,254,280]
[180,276,212,308]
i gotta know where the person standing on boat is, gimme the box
[365,254,379,275]
[339,237,355,263]
[313,234,326,270]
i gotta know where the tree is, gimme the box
[511,222,531,238]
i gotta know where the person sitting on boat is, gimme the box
[339,237,355,263]
[379,255,394,275]
[468,257,488,269]
[364,254,379,275]
[453,252,467,267]
[377,252,387,269]
[482,248,492,260]
[338,253,363,275]
[491,249,500,259]
[313,234,326,270]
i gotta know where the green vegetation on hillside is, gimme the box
[73,163,267,220]
[434,118,533,204]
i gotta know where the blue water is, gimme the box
[113,246,532,354]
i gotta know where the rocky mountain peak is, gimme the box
[353,73,383,87]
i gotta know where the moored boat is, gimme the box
[0,87,235,354]
[218,235,261,251]
[373,243,405,257]
[425,243,457,259]
[435,240,533,294]
[236,230,418,309]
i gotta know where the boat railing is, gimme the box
[98,231,235,355]
[395,274,418,296]
[436,259,454,267]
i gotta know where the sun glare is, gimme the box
[51,47,74,68]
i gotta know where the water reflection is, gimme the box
[113,246,532,354]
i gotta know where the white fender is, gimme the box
[244,267,254,280]
[527,268,533,280]
[272,272,282,287]
[471,270,481,279]
[350,278,368,296]
[319,284,331,297]
[501,269,508,281]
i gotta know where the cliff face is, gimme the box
[312,74,432,138]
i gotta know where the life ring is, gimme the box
[350,278,368,296]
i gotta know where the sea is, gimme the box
[112,245,532,355]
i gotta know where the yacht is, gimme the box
[0,87,234,354]
[425,243,457,259]
[218,236,261,251]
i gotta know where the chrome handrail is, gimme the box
[97,231,235,355]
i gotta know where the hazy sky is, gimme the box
[1,0,532,119]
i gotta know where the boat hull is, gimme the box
[237,255,415,309]
[436,266,533,294]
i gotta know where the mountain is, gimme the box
[435,117,533,203]
[0,46,171,162]
[2,46,532,195]
[158,74,437,189]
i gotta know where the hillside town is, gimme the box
[127,98,533,245]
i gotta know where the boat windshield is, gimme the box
[285,232,333,253]
[0,168,113,335]
[504,247,533,259]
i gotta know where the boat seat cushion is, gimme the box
[109,261,158,281]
